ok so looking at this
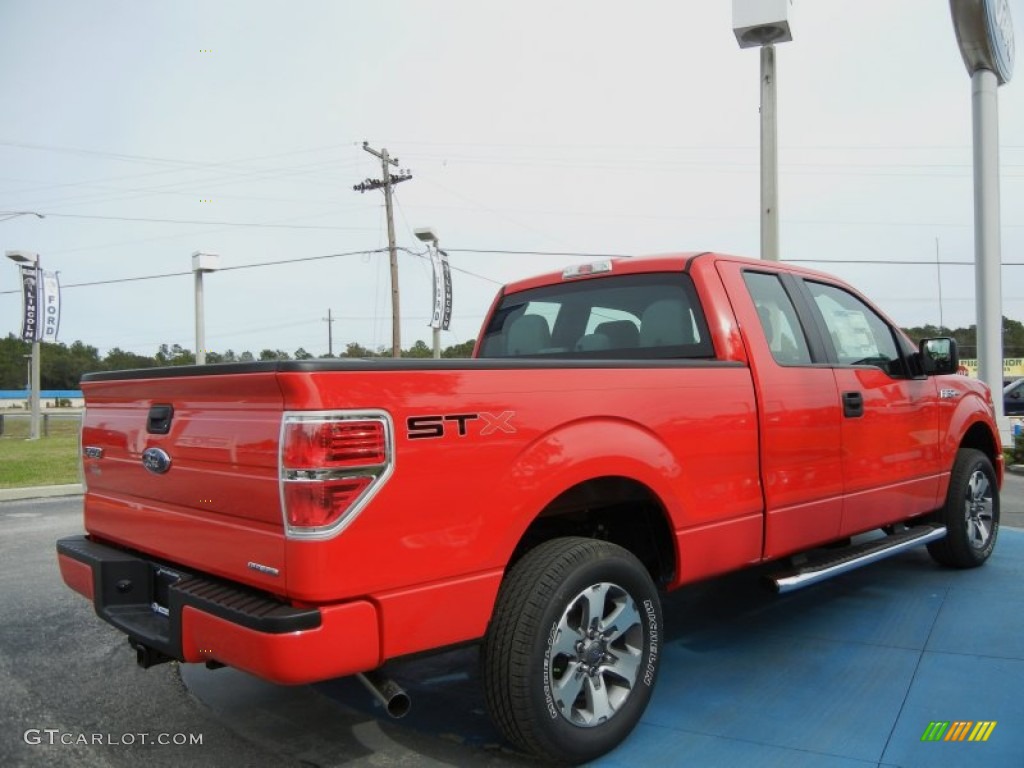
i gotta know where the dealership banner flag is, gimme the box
[19,265,38,343]
[429,248,453,331]
[18,266,60,343]
[39,270,61,343]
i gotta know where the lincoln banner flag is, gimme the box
[19,265,38,343]
[19,265,60,343]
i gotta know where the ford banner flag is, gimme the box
[19,266,61,343]
[39,270,61,343]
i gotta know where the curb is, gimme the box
[1009,464,1024,476]
[0,484,84,502]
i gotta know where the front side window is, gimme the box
[478,273,714,359]
[805,281,904,375]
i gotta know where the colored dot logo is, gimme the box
[199,199,212,203]
[199,49,213,53]
[921,721,997,742]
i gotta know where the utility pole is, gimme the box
[322,308,335,357]
[354,142,412,357]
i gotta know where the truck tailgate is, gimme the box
[80,371,286,592]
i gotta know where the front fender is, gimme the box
[942,388,1001,463]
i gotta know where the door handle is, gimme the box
[842,391,863,418]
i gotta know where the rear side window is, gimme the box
[742,271,813,366]
[478,273,714,359]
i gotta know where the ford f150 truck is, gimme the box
[58,252,1002,763]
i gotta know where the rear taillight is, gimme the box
[280,411,393,538]
[283,420,386,468]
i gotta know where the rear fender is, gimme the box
[484,418,683,564]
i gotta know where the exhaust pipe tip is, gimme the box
[357,669,411,718]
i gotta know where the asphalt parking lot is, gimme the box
[3,477,1023,767]
[255,529,1021,768]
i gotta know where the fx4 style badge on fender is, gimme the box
[406,411,517,440]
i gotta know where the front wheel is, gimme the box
[927,448,1000,568]
[482,537,661,764]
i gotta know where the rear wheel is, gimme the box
[482,537,661,764]
[927,448,999,568]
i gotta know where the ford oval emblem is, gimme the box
[141,447,172,475]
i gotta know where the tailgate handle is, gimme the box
[147,404,174,434]
[842,391,864,418]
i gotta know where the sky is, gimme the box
[1,0,1023,359]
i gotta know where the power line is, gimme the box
[2,248,1022,299]
[0,138,361,169]
[38,212,377,231]
[0,249,389,294]
[3,155,367,212]
[783,258,1024,266]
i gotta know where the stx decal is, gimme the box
[407,411,516,440]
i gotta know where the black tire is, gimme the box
[927,448,999,568]
[481,537,661,764]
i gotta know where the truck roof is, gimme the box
[502,251,839,295]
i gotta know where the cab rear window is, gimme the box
[478,273,714,359]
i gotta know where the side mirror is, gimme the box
[1011,390,1022,400]
[919,337,958,376]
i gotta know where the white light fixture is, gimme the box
[732,0,792,48]
[414,227,439,246]
[5,249,39,265]
[192,251,221,273]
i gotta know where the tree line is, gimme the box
[2,315,1023,391]
[901,316,1024,360]
[0,334,476,390]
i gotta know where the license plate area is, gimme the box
[151,566,182,616]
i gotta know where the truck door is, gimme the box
[718,263,845,559]
[798,280,942,534]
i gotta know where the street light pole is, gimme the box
[28,337,40,439]
[192,252,220,365]
[6,250,42,439]
[760,43,779,261]
[733,0,794,262]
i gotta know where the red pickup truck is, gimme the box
[58,252,1002,763]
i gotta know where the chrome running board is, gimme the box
[769,525,947,594]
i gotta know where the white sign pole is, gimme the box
[951,0,1015,445]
